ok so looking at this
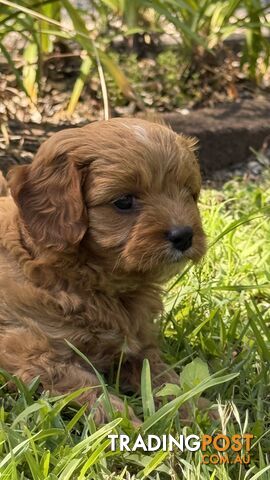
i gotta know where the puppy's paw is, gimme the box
[197,396,219,422]
[154,387,218,425]
[92,393,141,428]
[152,369,180,389]
[152,368,219,424]
[178,397,219,424]
[109,394,142,428]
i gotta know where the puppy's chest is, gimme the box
[0,247,26,283]
[62,290,161,367]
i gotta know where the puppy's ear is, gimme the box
[9,149,87,250]
[183,135,199,152]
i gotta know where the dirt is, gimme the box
[1,96,269,186]
[162,96,270,176]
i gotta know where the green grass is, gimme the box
[0,172,270,479]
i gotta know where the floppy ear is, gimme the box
[9,151,88,250]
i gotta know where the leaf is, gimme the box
[143,0,209,50]
[23,42,38,103]
[67,55,93,116]
[65,404,88,432]
[247,464,270,480]
[0,430,63,469]
[156,383,181,398]
[99,50,136,99]
[11,402,45,428]
[99,0,120,11]
[61,0,137,102]
[0,41,28,96]
[141,359,155,419]
[181,357,210,392]
[142,371,238,432]
[78,439,111,479]
[65,341,114,420]
[246,302,270,362]
[58,458,81,480]
[141,450,168,478]
[191,308,219,337]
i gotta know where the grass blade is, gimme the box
[67,55,92,116]
[141,359,155,420]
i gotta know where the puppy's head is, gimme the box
[9,118,206,280]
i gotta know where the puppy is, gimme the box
[0,118,206,424]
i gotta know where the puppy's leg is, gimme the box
[121,348,216,422]
[120,348,178,393]
[0,329,140,425]
[145,350,218,420]
[36,363,140,425]
[145,348,180,388]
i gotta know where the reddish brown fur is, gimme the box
[0,118,206,423]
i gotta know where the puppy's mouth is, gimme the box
[170,243,206,262]
[167,245,203,265]
[120,228,206,273]
[120,244,204,275]
[168,248,185,263]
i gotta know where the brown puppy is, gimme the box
[0,118,206,424]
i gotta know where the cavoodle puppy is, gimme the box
[0,118,206,424]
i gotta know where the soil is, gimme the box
[1,96,269,186]
[161,96,270,175]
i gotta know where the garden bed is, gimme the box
[162,96,270,174]
[1,96,269,181]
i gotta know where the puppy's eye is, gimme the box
[192,193,199,202]
[113,194,135,211]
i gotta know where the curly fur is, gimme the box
[0,118,206,424]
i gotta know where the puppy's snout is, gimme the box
[166,226,193,252]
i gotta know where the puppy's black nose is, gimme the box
[166,226,193,251]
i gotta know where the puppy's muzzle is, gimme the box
[166,226,193,252]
